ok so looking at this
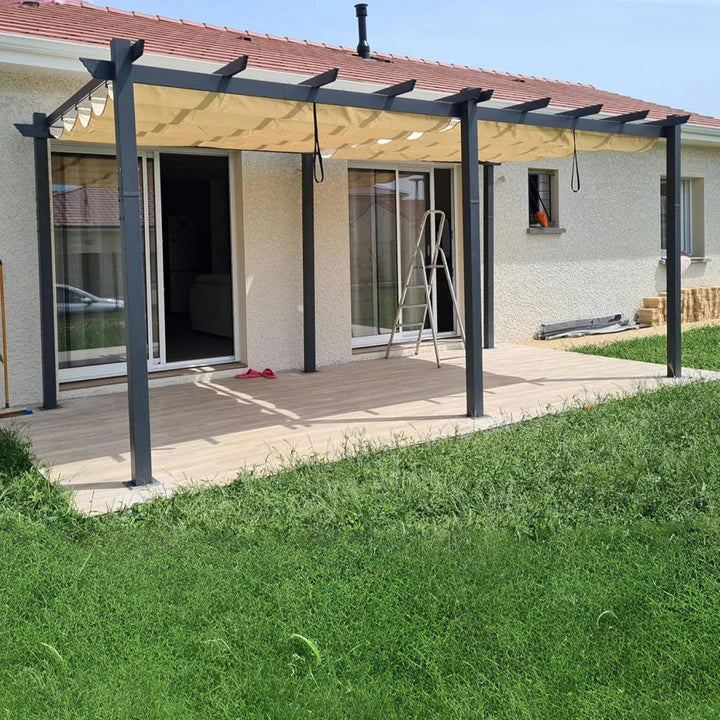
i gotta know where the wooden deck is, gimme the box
[6,343,710,514]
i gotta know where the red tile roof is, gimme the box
[2,0,718,128]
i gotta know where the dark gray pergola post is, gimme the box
[460,100,484,417]
[301,154,316,373]
[482,163,495,349]
[665,124,682,378]
[32,112,58,410]
[110,38,153,485]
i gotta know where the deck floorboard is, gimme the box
[7,343,713,515]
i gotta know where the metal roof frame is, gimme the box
[17,42,689,141]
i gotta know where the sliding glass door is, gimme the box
[52,150,236,382]
[53,153,160,378]
[348,169,398,338]
[348,166,455,347]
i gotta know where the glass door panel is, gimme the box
[53,154,127,371]
[52,152,156,375]
[397,171,430,333]
[349,169,398,338]
[348,166,455,347]
[144,157,160,362]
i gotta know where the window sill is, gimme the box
[659,256,710,265]
[527,227,567,236]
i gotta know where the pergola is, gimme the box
[16,38,689,487]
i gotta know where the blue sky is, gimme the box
[109,0,720,118]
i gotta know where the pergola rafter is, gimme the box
[15,38,689,487]
[558,103,604,118]
[213,54,249,78]
[299,68,339,88]
[374,78,416,96]
[505,97,551,112]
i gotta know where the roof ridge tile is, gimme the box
[105,5,133,15]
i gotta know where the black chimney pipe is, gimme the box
[355,4,370,59]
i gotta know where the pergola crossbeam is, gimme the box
[374,79,416,96]
[299,68,339,87]
[213,55,249,77]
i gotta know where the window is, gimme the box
[528,170,558,227]
[348,167,455,344]
[660,178,700,255]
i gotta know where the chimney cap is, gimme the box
[355,3,370,59]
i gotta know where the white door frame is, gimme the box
[348,161,458,349]
[50,142,241,382]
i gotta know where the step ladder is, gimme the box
[385,209,466,368]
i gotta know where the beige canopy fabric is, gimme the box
[57,83,658,163]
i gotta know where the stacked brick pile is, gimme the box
[637,286,720,326]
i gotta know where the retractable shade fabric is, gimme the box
[56,84,658,163]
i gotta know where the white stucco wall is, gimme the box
[490,144,720,341]
[237,152,352,372]
[313,159,352,366]
[0,65,85,406]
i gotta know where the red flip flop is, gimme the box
[236,369,262,379]
[262,368,276,379]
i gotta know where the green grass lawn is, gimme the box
[2,381,720,718]
[572,323,720,371]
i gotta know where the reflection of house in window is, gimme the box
[53,184,123,299]
[51,153,156,370]
[53,182,155,300]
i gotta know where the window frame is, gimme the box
[528,169,559,229]
[660,176,704,257]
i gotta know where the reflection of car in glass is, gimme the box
[56,284,125,315]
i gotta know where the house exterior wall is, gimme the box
[490,144,720,341]
[3,62,720,407]
[0,65,83,406]
[236,143,720,362]
[236,152,352,372]
[313,159,352,366]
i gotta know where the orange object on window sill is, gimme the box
[535,211,549,228]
